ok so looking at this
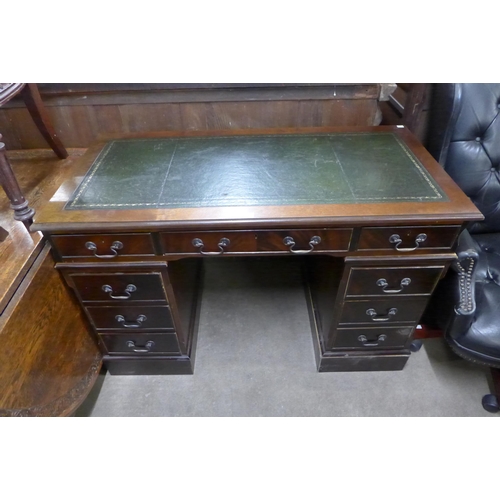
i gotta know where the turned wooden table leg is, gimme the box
[0,137,35,227]
[21,83,68,159]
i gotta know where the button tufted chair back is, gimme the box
[428,83,500,234]
[425,83,500,412]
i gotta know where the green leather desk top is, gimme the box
[65,133,447,211]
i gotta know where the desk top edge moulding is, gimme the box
[31,126,483,375]
[31,126,482,233]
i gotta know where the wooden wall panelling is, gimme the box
[0,84,392,149]
[53,105,96,147]
[380,83,432,144]
[321,99,379,127]
[2,108,43,149]
[94,104,130,136]
[118,103,184,133]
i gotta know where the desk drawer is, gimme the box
[332,326,414,349]
[357,226,460,252]
[338,298,428,325]
[86,305,174,330]
[256,229,352,253]
[345,265,445,297]
[51,233,156,259]
[100,333,181,355]
[160,231,257,255]
[67,271,167,303]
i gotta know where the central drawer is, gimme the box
[160,228,352,255]
[255,229,352,253]
[161,230,257,255]
[86,305,175,331]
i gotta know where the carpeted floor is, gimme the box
[76,257,497,417]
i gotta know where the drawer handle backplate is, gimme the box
[389,233,427,252]
[85,240,124,258]
[358,334,387,347]
[192,237,230,255]
[376,277,411,294]
[283,236,321,254]
[366,307,398,322]
[102,284,137,300]
[115,314,147,328]
[126,340,155,353]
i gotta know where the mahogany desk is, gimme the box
[31,127,482,375]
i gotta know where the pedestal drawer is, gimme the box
[338,298,429,325]
[86,305,174,330]
[345,265,445,297]
[68,272,167,303]
[100,333,181,355]
[332,326,414,349]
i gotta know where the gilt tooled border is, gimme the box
[392,134,444,199]
[67,140,117,208]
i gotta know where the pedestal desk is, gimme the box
[31,126,483,375]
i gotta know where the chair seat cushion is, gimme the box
[448,233,500,366]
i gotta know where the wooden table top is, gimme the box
[31,126,483,233]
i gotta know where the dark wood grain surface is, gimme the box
[0,244,101,416]
[0,84,387,149]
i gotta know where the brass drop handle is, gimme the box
[389,233,427,252]
[192,237,230,255]
[126,340,155,353]
[102,284,137,299]
[376,277,411,293]
[366,307,398,322]
[358,334,387,347]
[115,314,147,328]
[85,240,124,258]
[283,236,321,254]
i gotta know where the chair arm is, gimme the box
[452,229,479,316]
